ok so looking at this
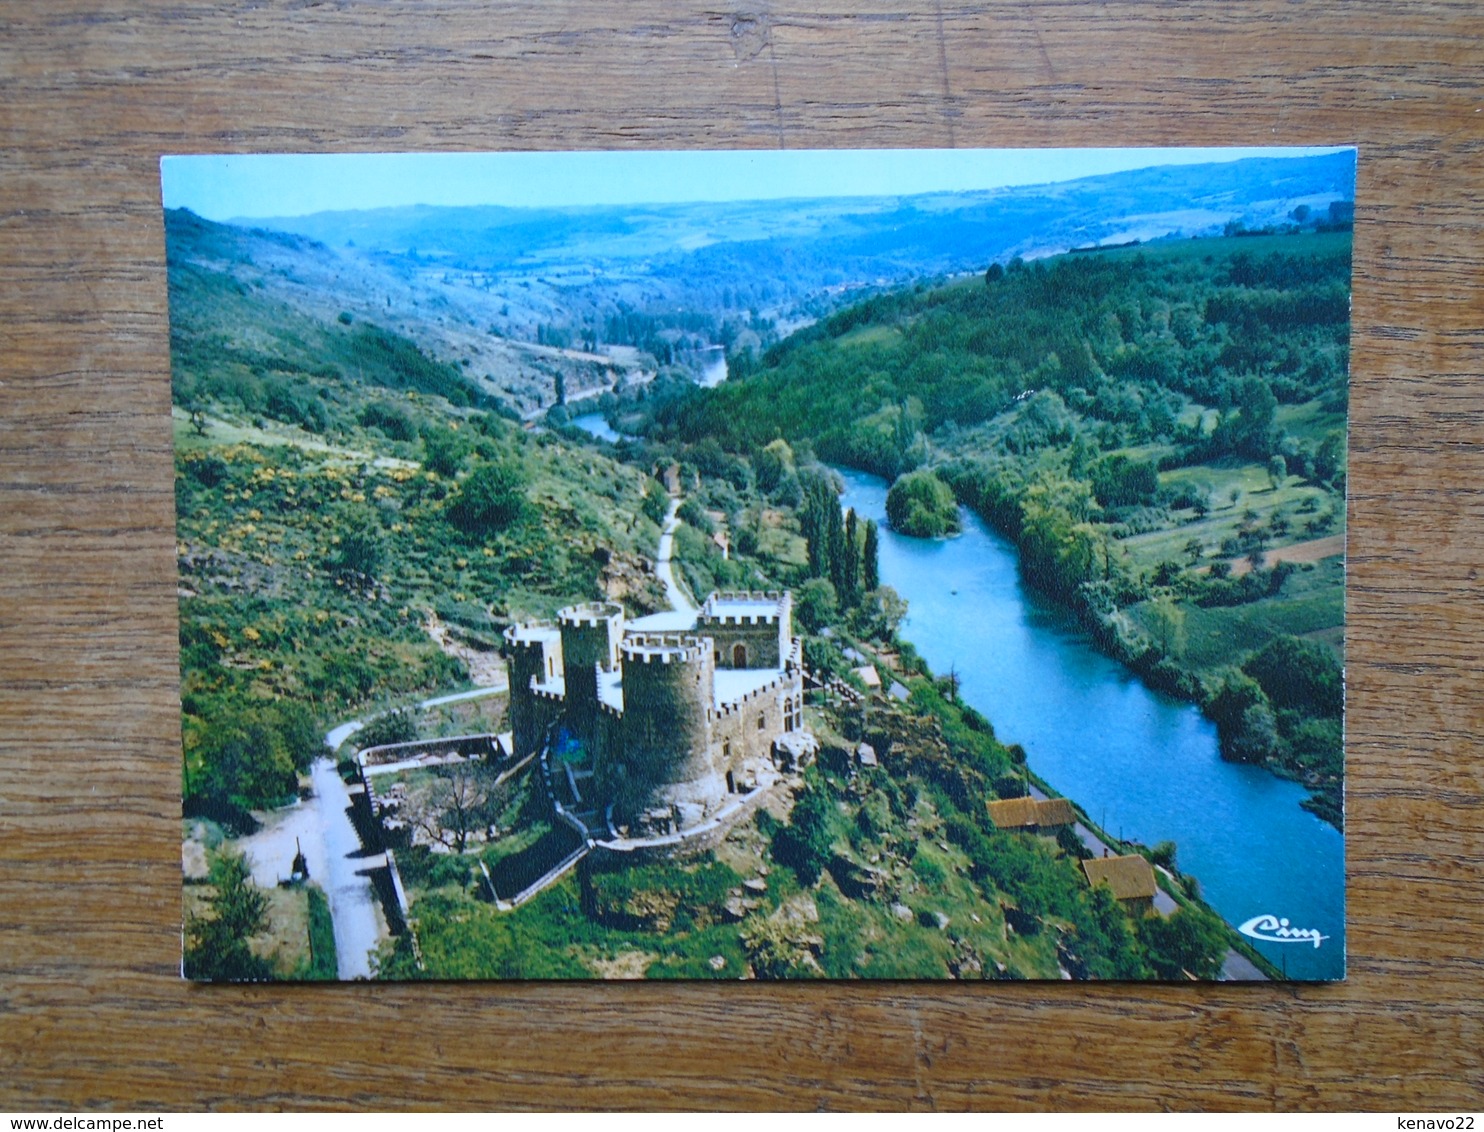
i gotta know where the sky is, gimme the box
[160,147,1351,222]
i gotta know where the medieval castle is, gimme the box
[503,591,814,842]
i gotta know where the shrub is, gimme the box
[448,460,528,535]
[772,780,837,886]
[360,401,418,442]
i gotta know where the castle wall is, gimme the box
[503,625,563,759]
[710,665,805,773]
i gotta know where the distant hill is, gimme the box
[164,207,653,418]
[237,150,1355,303]
[173,151,1354,416]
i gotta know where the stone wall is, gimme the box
[710,668,804,770]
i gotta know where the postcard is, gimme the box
[167,147,1351,981]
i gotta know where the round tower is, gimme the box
[612,633,723,822]
[558,601,624,744]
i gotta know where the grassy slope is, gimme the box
[170,224,670,797]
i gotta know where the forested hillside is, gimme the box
[649,230,1350,825]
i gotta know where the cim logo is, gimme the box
[1238,914,1329,948]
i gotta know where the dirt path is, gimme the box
[656,497,698,613]
[425,612,510,688]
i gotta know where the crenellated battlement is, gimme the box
[504,621,558,649]
[558,601,625,629]
[784,636,803,669]
[699,590,790,626]
[710,667,799,720]
[621,632,709,664]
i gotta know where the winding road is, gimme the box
[279,500,684,978]
[302,683,510,978]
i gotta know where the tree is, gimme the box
[1071,885,1150,980]
[1313,430,1345,482]
[885,469,960,538]
[1090,454,1158,508]
[754,438,794,495]
[1137,906,1229,980]
[836,508,862,608]
[1145,595,1187,659]
[1230,376,1278,458]
[448,460,528,535]
[1149,840,1178,870]
[356,707,421,750]
[1018,476,1105,600]
[412,764,495,854]
[1228,703,1276,765]
[641,479,669,525]
[184,849,272,981]
[1208,673,1280,763]
[797,469,840,581]
[862,520,881,592]
[1242,635,1343,717]
[794,577,839,634]
[823,489,846,590]
[1267,453,1288,491]
[190,703,299,823]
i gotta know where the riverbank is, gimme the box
[936,460,1344,832]
[834,465,1344,981]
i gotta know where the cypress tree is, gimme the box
[839,508,862,608]
[826,495,847,598]
[863,519,880,592]
[799,470,838,581]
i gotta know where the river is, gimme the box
[835,466,1345,980]
[698,346,727,388]
[571,412,626,443]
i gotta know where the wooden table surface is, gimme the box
[2,0,1481,1112]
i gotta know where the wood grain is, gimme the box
[2,0,1482,1111]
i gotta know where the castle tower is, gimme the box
[558,601,625,747]
[503,623,563,759]
[611,633,722,823]
[698,591,793,670]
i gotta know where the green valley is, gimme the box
[651,231,1349,826]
